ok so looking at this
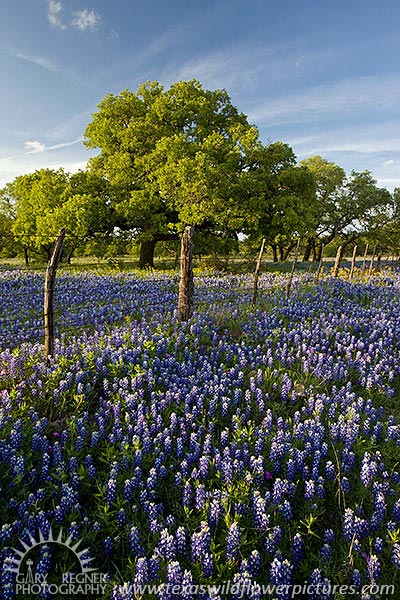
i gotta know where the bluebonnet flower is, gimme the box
[291,533,304,566]
[129,525,144,556]
[158,528,176,561]
[264,526,282,554]
[360,452,378,487]
[191,521,211,562]
[104,536,113,559]
[226,522,241,561]
[392,543,400,569]
[307,568,332,598]
[270,557,292,598]
[363,553,381,582]
[352,568,363,588]
[133,557,148,585]
[282,500,293,521]
[105,478,117,507]
[320,543,332,563]
[252,491,270,531]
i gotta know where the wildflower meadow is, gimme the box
[0,267,399,599]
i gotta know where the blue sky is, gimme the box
[1,0,400,191]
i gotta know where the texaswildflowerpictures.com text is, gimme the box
[117,581,396,598]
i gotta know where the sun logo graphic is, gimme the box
[4,527,110,596]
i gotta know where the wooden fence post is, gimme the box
[286,239,300,299]
[177,226,194,322]
[349,245,358,281]
[252,238,266,306]
[332,244,343,278]
[44,229,66,361]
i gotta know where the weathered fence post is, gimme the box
[177,226,194,322]
[252,238,266,306]
[286,239,300,299]
[44,229,66,361]
[349,245,358,281]
[332,244,343,278]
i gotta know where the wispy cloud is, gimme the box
[72,9,101,32]
[47,1,101,33]
[11,50,62,74]
[47,0,66,30]
[25,141,46,154]
[24,139,82,154]
[286,121,400,157]
[249,74,400,125]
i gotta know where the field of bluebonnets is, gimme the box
[0,266,400,599]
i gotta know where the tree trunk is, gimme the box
[283,242,296,261]
[376,250,382,272]
[311,240,317,262]
[271,244,278,263]
[316,243,323,262]
[139,239,156,269]
[66,247,75,265]
[315,243,325,282]
[303,239,311,262]
[279,246,285,262]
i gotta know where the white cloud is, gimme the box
[46,1,101,33]
[25,141,46,154]
[248,74,400,125]
[24,139,82,154]
[47,0,67,29]
[72,9,101,32]
[285,122,400,157]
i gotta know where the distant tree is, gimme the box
[84,79,264,268]
[2,169,114,264]
[242,142,316,261]
[300,156,391,260]
[48,171,115,262]
[0,189,18,257]
[364,187,400,258]
[5,169,69,264]
[300,156,346,260]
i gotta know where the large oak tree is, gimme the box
[84,79,266,267]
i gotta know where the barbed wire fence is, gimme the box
[0,231,398,366]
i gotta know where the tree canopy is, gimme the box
[0,80,398,266]
[84,79,268,266]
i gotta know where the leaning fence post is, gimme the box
[44,228,66,361]
[349,245,358,281]
[252,238,266,306]
[361,242,369,271]
[177,226,194,322]
[332,244,343,278]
